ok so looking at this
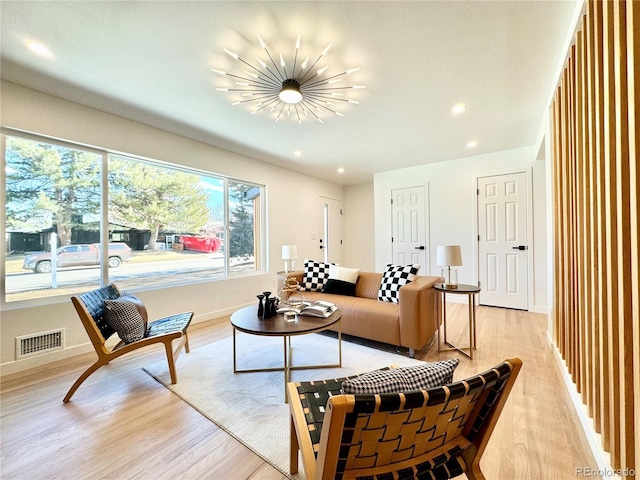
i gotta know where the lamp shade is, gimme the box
[282,245,298,260]
[435,245,462,266]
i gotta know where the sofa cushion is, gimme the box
[378,263,421,303]
[301,259,332,291]
[341,359,459,394]
[323,279,356,296]
[323,265,361,296]
[104,298,146,343]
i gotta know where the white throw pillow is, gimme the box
[328,264,361,284]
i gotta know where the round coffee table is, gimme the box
[230,305,342,402]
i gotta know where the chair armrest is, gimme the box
[398,275,442,350]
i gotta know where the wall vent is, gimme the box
[16,329,65,359]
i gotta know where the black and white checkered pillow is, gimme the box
[340,359,460,394]
[378,263,421,303]
[301,259,332,291]
[104,298,146,343]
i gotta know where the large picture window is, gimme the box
[3,133,265,303]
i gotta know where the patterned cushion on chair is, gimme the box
[120,292,148,330]
[341,359,459,394]
[301,259,332,292]
[378,263,421,303]
[104,298,146,343]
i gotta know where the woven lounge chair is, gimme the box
[288,357,522,480]
[63,283,193,403]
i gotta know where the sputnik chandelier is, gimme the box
[211,34,365,124]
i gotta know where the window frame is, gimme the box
[1,128,267,309]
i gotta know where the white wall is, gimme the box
[0,81,345,374]
[374,146,549,312]
[343,182,375,271]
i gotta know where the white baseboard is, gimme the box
[529,305,549,314]
[0,342,96,377]
[0,303,253,378]
[547,331,619,478]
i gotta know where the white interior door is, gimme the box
[477,173,528,309]
[318,196,342,264]
[391,186,427,267]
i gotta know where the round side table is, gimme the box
[434,283,481,360]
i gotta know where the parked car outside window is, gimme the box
[22,243,132,273]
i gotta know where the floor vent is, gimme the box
[16,329,65,359]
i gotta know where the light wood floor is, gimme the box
[1,304,597,479]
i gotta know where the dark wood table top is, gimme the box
[230,305,342,337]
[434,283,481,294]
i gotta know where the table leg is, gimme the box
[232,327,237,373]
[338,321,343,367]
[437,290,442,353]
[472,293,477,351]
[443,292,448,345]
[468,293,474,360]
[284,336,289,403]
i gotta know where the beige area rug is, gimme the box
[143,332,423,479]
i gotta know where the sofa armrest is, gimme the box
[398,275,442,351]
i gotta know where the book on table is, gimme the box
[277,300,337,318]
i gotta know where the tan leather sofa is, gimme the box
[277,271,441,357]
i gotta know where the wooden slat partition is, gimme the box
[550,0,638,475]
[628,1,640,472]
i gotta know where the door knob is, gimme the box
[414,246,425,250]
[512,245,528,250]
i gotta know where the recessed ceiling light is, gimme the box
[293,150,302,157]
[467,141,478,148]
[337,167,345,174]
[26,41,52,57]
[452,104,467,114]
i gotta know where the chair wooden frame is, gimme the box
[63,283,193,403]
[288,357,522,480]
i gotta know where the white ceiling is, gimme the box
[0,1,576,185]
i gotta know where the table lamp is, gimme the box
[282,245,298,273]
[436,245,462,289]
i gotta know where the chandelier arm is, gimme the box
[252,97,282,112]
[303,97,340,116]
[298,53,325,84]
[305,86,362,91]
[279,54,288,79]
[299,100,324,122]
[292,42,299,79]
[261,48,286,83]
[252,63,284,86]
[233,95,277,106]
[218,71,280,89]
[242,81,282,90]
[293,104,302,124]
[234,55,275,81]
[274,102,287,122]
[303,93,353,103]
[302,71,351,88]
[238,93,280,103]
[224,89,279,94]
